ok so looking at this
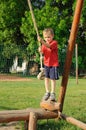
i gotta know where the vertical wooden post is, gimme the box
[58,0,84,112]
[25,121,28,130]
[28,112,38,130]
[75,44,78,84]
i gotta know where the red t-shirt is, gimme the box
[42,40,59,67]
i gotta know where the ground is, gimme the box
[0,122,22,130]
[0,74,31,81]
[0,74,30,130]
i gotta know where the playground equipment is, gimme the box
[0,0,86,130]
[27,0,45,80]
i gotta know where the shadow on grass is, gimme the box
[0,106,19,110]
[37,120,64,130]
[37,119,81,130]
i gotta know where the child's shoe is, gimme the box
[50,93,56,101]
[42,92,50,100]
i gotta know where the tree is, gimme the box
[20,0,74,73]
[0,0,27,72]
[72,0,86,74]
[0,0,86,74]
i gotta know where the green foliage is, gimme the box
[0,0,86,73]
[20,0,73,69]
[0,0,27,72]
[74,0,86,72]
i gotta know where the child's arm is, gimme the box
[37,36,50,48]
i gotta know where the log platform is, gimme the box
[0,108,86,130]
[40,99,61,111]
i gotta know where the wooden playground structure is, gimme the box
[0,0,86,130]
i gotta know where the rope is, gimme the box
[27,0,43,70]
[27,0,39,37]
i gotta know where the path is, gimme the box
[0,74,31,81]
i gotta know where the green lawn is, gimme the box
[0,76,86,130]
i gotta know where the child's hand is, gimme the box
[38,46,42,53]
[37,36,42,43]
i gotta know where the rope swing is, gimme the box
[27,0,45,80]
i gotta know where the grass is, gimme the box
[0,75,86,130]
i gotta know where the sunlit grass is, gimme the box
[0,76,86,130]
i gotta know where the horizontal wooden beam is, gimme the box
[0,108,58,123]
[0,108,86,130]
[59,112,86,130]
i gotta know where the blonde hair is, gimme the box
[43,28,54,36]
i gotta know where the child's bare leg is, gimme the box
[50,79,56,101]
[50,79,56,93]
[42,78,50,100]
[44,77,50,93]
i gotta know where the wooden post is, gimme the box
[75,43,78,84]
[58,0,84,112]
[28,112,38,130]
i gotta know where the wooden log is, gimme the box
[59,112,86,130]
[40,99,61,111]
[0,108,86,130]
[0,108,58,123]
[57,0,84,112]
[28,112,38,130]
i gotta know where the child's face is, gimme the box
[43,32,54,43]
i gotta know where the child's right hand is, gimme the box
[37,36,42,43]
[38,46,42,53]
